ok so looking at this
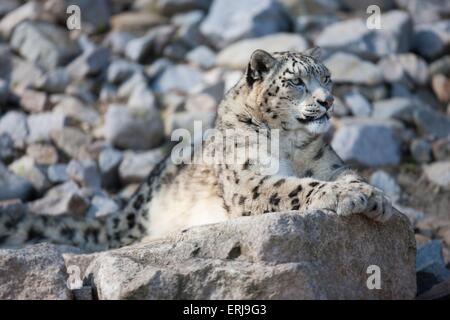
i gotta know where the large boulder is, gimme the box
[80,210,416,299]
[0,243,71,299]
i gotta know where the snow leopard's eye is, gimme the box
[322,75,331,84]
[290,78,304,86]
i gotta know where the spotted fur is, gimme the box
[0,49,393,251]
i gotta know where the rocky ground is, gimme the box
[0,0,450,299]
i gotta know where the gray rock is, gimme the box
[98,148,123,190]
[332,97,350,117]
[99,83,117,103]
[185,93,217,113]
[28,181,89,216]
[394,204,425,225]
[51,127,92,160]
[125,25,176,63]
[27,112,68,143]
[217,33,308,69]
[223,70,243,92]
[171,10,204,49]
[186,46,216,69]
[378,53,429,87]
[429,55,450,77]
[369,170,401,203]
[200,0,291,49]
[372,97,418,122]
[423,161,450,190]
[431,74,450,104]
[295,15,338,40]
[0,78,9,105]
[413,108,450,139]
[395,0,450,24]
[47,164,69,184]
[10,56,45,88]
[86,196,120,218]
[0,162,33,201]
[10,21,79,70]
[413,20,450,60]
[432,138,450,161]
[279,0,342,15]
[0,133,15,162]
[65,83,96,105]
[66,47,110,80]
[165,111,215,136]
[316,11,412,58]
[153,64,205,93]
[117,72,148,100]
[341,0,395,11]
[410,138,432,163]
[103,31,135,55]
[17,88,49,113]
[81,210,416,299]
[34,68,70,94]
[0,111,28,148]
[145,58,173,79]
[9,156,51,193]
[0,0,20,18]
[52,96,100,126]
[0,243,71,299]
[107,59,142,84]
[0,1,43,39]
[323,52,382,85]
[155,0,212,16]
[163,41,190,61]
[119,149,165,184]
[416,240,450,283]
[104,104,164,150]
[331,121,401,166]
[0,198,26,221]
[127,84,157,110]
[343,90,372,117]
[110,11,166,33]
[67,160,101,190]
[0,44,13,82]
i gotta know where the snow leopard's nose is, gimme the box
[316,95,334,110]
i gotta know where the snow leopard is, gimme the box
[0,48,393,251]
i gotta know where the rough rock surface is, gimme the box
[0,243,71,299]
[79,210,416,300]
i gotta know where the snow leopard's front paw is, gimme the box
[335,176,393,222]
[305,177,393,222]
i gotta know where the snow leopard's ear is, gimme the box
[304,47,322,61]
[246,49,277,87]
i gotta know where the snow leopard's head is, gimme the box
[245,48,334,134]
